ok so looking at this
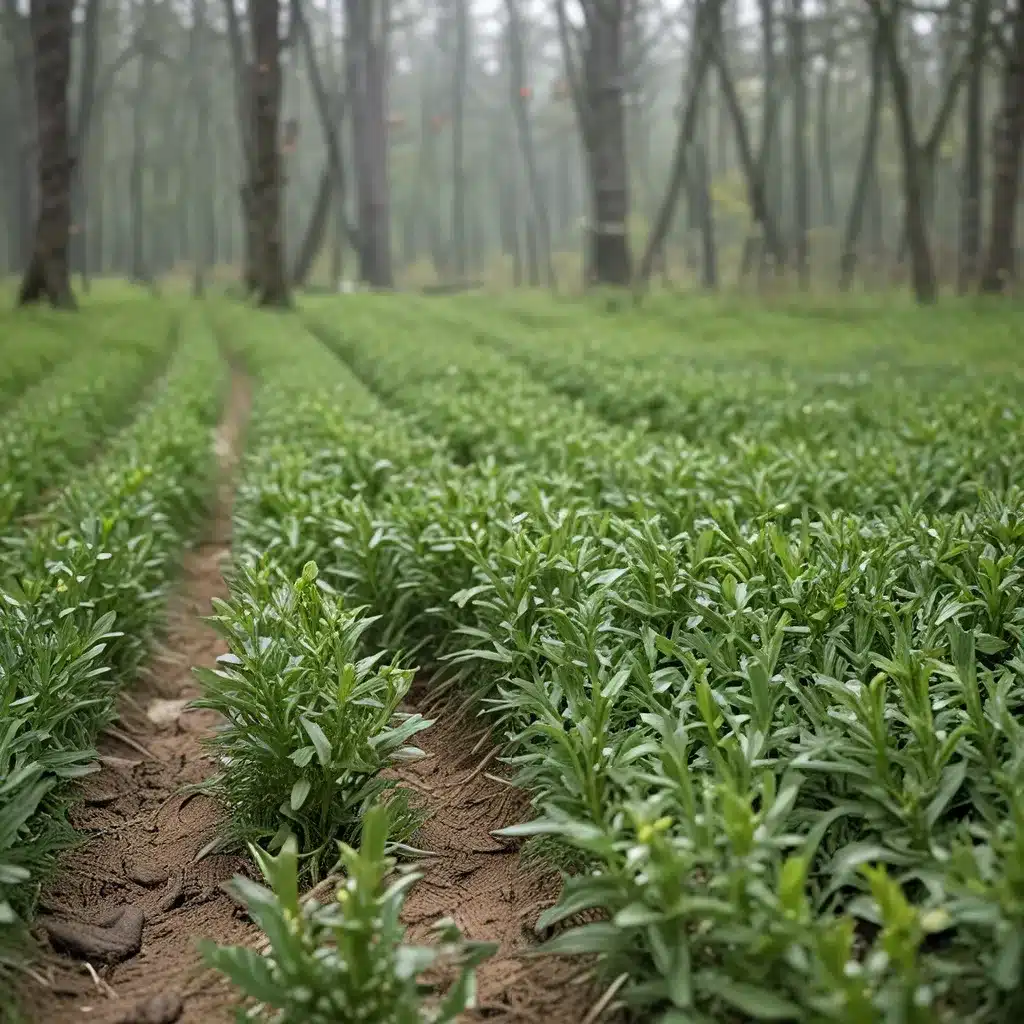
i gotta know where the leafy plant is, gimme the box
[193,560,431,881]
[202,802,496,1023]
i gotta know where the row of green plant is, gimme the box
[194,303,494,1021]
[221,299,1024,1023]
[306,295,1024,521]
[0,303,178,528]
[0,311,84,405]
[0,309,225,971]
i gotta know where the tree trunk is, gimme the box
[980,0,1024,294]
[130,0,154,284]
[292,164,332,286]
[789,0,809,288]
[710,15,785,270]
[190,0,214,296]
[505,0,556,287]
[3,3,36,271]
[293,0,355,287]
[71,0,100,290]
[694,134,717,290]
[816,32,836,228]
[958,0,989,293]
[452,0,468,280]
[839,22,883,291]
[250,0,290,306]
[581,0,632,285]
[347,0,393,288]
[637,0,718,285]
[872,1,937,304]
[223,0,260,293]
[18,0,76,309]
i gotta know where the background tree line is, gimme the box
[1,0,1021,308]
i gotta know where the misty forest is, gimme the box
[0,0,1021,303]
[3,3,1024,1024]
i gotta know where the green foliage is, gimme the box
[220,293,1024,1022]
[0,309,223,943]
[0,303,176,527]
[193,560,430,882]
[202,802,496,1024]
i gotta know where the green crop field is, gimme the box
[2,293,1024,1024]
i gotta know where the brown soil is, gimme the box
[18,371,599,1024]
[395,700,600,1024]
[18,371,253,1024]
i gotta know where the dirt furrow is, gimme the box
[19,371,252,1024]
[395,701,599,1024]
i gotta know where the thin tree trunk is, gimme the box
[130,0,154,284]
[223,0,260,293]
[18,0,76,309]
[582,0,632,285]
[71,0,100,290]
[710,15,785,269]
[816,32,836,228]
[959,0,989,293]
[789,0,809,288]
[292,0,356,286]
[346,0,393,288]
[638,0,718,284]
[839,23,884,291]
[452,0,468,280]
[871,0,937,304]
[505,0,556,287]
[981,0,1024,293]
[250,0,290,306]
[3,2,36,270]
[292,164,332,285]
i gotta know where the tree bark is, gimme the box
[223,0,260,293]
[980,0,1024,294]
[130,0,154,284]
[250,0,290,306]
[505,0,556,287]
[556,0,633,286]
[18,0,76,309]
[2,1,36,271]
[452,0,468,280]
[958,0,989,293]
[292,0,356,286]
[346,0,393,288]
[70,0,100,290]
[870,0,937,304]
[638,0,718,284]
[816,28,836,228]
[839,21,883,292]
[710,13,785,270]
[789,0,809,288]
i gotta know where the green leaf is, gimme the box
[300,716,332,766]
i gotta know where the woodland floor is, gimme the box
[16,372,597,1024]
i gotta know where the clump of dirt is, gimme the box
[18,372,253,1024]
[395,699,601,1024]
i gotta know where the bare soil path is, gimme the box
[19,371,252,1024]
[395,701,598,1024]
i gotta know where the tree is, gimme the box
[556,0,633,286]
[250,0,290,306]
[981,0,1024,294]
[18,0,76,309]
[866,0,938,305]
[346,0,393,288]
